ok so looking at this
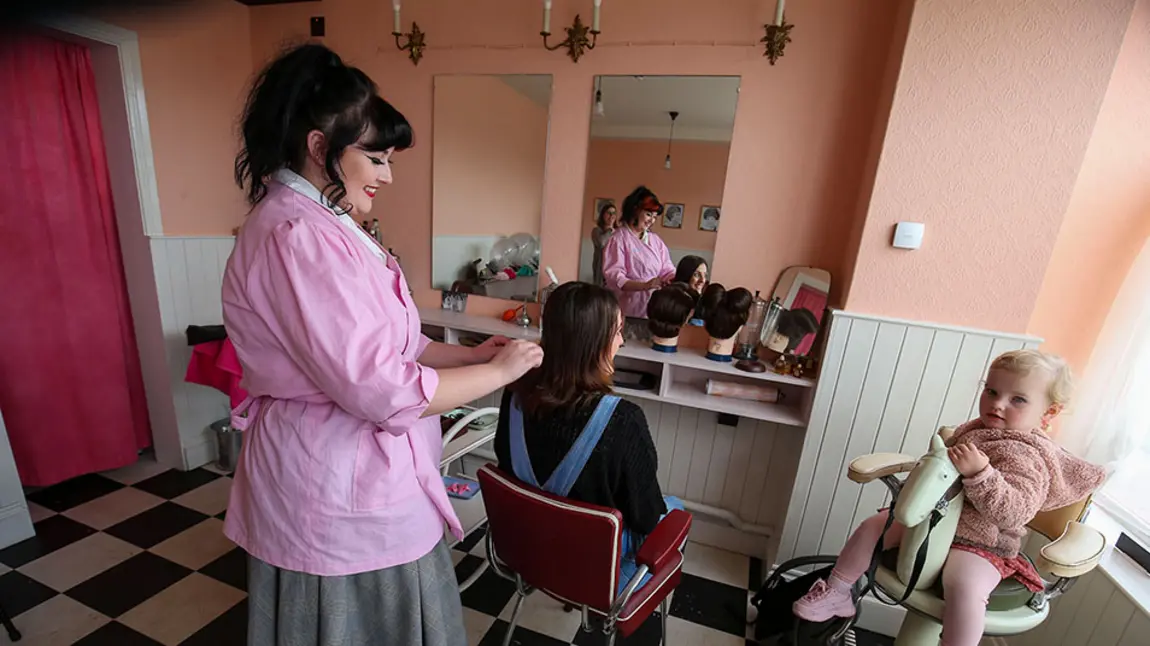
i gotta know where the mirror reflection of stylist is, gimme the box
[602,186,676,339]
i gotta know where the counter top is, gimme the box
[419,307,815,389]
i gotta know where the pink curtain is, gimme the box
[790,284,827,356]
[0,32,152,486]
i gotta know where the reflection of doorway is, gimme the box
[789,284,827,356]
[0,31,153,486]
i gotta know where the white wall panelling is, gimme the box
[150,237,236,468]
[1005,568,1148,646]
[778,309,1042,566]
[774,309,1043,635]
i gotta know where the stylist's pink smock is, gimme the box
[601,226,676,319]
[221,170,462,576]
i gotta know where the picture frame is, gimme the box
[592,197,615,223]
[699,205,721,232]
[662,202,684,229]
[441,290,468,313]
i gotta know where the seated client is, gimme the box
[496,281,684,593]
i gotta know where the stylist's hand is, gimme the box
[473,335,510,363]
[491,339,544,383]
[645,276,664,290]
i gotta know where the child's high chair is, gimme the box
[844,427,1108,646]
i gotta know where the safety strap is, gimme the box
[860,507,944,606]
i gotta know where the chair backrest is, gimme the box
[1028,496,1091,541]
[477,464,624,611]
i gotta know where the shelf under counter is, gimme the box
[418,307,813,427]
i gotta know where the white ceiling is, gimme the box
[499,75,553,107]
[591,75,741,143]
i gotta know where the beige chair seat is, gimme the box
[873,550,1049,636]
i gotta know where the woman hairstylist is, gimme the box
[601,185,676,339]
[222,44,542,646]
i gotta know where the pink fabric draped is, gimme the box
[0,32,152,486]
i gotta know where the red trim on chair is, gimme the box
[637,509,692,572]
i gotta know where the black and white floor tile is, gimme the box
[0,457,894,645]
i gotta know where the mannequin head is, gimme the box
[647,282,697,351]
[697,283,754,341]
[764,307,820,353]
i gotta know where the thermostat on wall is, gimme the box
[892,222,925,250]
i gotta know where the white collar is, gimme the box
[272,169,387,261]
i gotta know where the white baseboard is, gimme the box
[182,437,216,471]
[0,501,35,549]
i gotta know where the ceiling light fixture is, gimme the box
[664,111,679,171]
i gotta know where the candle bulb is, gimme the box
[392,0,401,33]
[773,0,785,26]
[543,0,552,34]
[593,0,602,32]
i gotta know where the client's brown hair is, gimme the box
[697,283,753,339]
[510,282,620,417]
[647,282,697,338]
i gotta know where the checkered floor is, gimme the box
[0,457,894,645]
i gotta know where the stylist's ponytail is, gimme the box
[235,43,413,207]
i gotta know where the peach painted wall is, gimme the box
[96,0,253,236]
[243,0,903,316]
[1028,0,1150,373]
[582,138,728,251]
[432,76,548,237]
[844,0,1138,333]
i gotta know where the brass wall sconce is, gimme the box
[541,0,602,63]
[391,1,426,66]
[761,0,793,65]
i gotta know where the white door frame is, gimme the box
[34,16,186,470]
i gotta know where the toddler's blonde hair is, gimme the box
[989,349,1074,406]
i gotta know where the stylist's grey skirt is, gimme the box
[247,540,466,646]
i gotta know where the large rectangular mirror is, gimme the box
[578,76,741,304]
[432,74,553,300]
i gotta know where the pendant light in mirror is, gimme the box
[594,77,605,117]
[664,111,679,170]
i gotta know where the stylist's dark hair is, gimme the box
[596,201,617,229]
[511,282,621,417]
[620,185,664,226]
[697,283,754,339]
[647,283,697,338]
[674,255,708,290]
[235,43,414,207]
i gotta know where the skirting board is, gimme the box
[183,437,217,471]
[0,501,35,548]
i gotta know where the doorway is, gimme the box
[0,30,153,486]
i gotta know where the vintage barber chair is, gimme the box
[844,428,1107,645]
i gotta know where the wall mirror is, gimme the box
[578,75,741,294]
[431,74,553,300]
[764,266,832,356]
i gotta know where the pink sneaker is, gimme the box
[792,579,856,622]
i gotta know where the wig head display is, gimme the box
[764,307,820,354]
[697,283,754,362]
[646,282,698,352]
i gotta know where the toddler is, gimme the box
[793,350,1107,646]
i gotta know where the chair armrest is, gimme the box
[636,510,692,573]
[848,453,918,483]
[1036,521,1107,578]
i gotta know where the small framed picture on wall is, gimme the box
[593,198,615,223]
[662,203,684,229]
[699,205,721,232]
